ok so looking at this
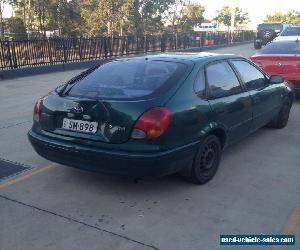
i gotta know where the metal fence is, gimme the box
[0,31,254,70]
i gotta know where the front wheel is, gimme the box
[268,98,292,129]
[180,135,222,184]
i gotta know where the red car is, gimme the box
[250,39,300,93]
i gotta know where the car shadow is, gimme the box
[63,167,196,194]
[57,127,273,194]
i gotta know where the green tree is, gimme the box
[179,3,205,32]
[12,0,83,37]
[264,11,300,25]
[49,0,83,36]
[138,0,173,35]
[79,0,129,36]
[33,0,50,36]
[164,0,187,33]
[79,0,173,36]
[0,0,8,38]
[11,0,33,32]
[7,0,209,38]
[125,0,142,35]
[6,16,27,39]
[215,5,249,31]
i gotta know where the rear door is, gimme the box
[205,61,253,145]
[230,59,281,130]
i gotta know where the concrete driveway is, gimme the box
[0,43,299,250]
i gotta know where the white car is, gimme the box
[194,23,217,32]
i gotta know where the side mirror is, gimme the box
[269,75,284,84]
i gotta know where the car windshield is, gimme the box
[281,27,300,36]
[63,60,187,100]
[257,23,283,31]
[260,41,300,54]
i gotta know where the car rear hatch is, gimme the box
[38,58,192,144]
[252,54,300,80]
[39,95,166,143]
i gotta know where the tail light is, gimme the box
[131,107,170,140]
[33,99,42,122]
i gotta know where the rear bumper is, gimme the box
[28,130,197,178]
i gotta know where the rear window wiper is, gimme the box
[58,66,99,96]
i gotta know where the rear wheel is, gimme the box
[268,98,292,129]
[181,135,222,184]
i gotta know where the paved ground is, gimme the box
[0,43,299,250]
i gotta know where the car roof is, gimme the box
[259,22,282,25]
[272,37,300,42]
[275,36,300,41]
[286,26,300,28]
[126,52,245,64]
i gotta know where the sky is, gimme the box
[2,0,300,29]
[192,0,300,28]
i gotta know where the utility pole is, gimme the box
[230,0,236,32]
[230,0,236,44]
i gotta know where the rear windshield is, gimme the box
[257,23,283,31]
[63,60,187,100]
[281,27,300,36]
[260,41,300,54]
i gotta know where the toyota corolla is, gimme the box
[251,39,300,93]
[28,53,293,184]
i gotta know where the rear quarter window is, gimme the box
[260,41,300,54]
[63,60,187,100]
[281,27,300,36]
[206,62,242,99]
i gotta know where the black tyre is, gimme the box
[181,135,222,184]
[254,43,261,49]
[268,98,292,129]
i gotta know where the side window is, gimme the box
[206,62,242,99]
[194,69,206,98]
[231,60,266,91]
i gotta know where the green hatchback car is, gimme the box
[28,53,294,184]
